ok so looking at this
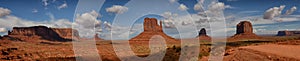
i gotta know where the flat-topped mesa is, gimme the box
[130,18,178,44]
[8,26,65,41]
[197,28,211,41]
[51,28,79,39]
[7,26,78,42]
[277,31,300,36]
[230,21,260,40]
[143,18,163,32]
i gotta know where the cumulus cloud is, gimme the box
[102,24,143,40]
[194,2,203,11]
[263,5,285,19]
[285,6,297,15]
[207,2,232,14]
[160,12,179,28]
[0,28,6,33]
[42,0,49,6]
[106,5,128,14]
[161,12,178,19]
[162,19,176,28]
[58,2,68,9]
[103,21,112,30]
[178,4,188,11]
[74,10,102,37]
[194,0,205,11]
[0,16,73,31]
[0,7,11,17]
[75,10,101,28]
[160,12,209,29]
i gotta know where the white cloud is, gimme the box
[226,14,300,28]
[162,19,176,28]
[160,11,209,29]
[194,2,203,11]
[263,5,285,19]
[207,2,232,14]
[32,9,38,13]
[169,0,177,3]
[285,6,297,15]
[160,12,179,28]
[0,7,11,17]
[74,10,102,37]
[101,23,143,40]
[178,4,188,11]
[103,21,112,30]
[75,10,101,28]
[0,8,105,38]
[0,28,6,32]
[58,2,68,9]
[161,12,179,19]
[42,0,49,6]
[0,16,73,30]
[106,5,128,14]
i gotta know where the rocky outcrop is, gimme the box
[277,31,300,36]
[129,18,178,44]
[51,28,79,39]
[197,28,211,41]
[236,21,253,34]
[229,21,260,40]
[6,26,78,42]
[94,34,103,41]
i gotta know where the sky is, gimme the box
[0,0,300,40]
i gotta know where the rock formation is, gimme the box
[236,21,253,34]
[51,28,79,39]
[94,34,103,41]
[230,21,260,40]
[6,26,78,42]
[277,31,300,36]
[197,28,211,41]
[129,18,178,44]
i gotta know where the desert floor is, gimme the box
[0,36,300,61]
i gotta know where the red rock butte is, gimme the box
[197,28,211,41]
[277,31,300,36]
[4,26,79,42]
[229,21,260,40]
[129,18,178,44]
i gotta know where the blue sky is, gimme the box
[0,0,300,40]
[0,0,78,21]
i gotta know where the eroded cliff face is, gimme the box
[277,31,300,36]
[230,21,260,40]
[6,26,78,42]
[129,18,178,44]
[236,21,253,34]
[51,28,79,39]
[197,28,211,41]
